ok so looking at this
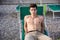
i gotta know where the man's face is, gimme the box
[30,7,37,15]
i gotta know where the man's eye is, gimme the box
[31,9,36,11]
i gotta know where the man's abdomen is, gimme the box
[27,25,41,32]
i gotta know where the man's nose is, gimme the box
[33,10,35,12]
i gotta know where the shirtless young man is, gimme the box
[24,4,52,40]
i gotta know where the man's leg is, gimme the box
[38,33,52,40]
[25,33,35,40]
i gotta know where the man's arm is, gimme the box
[41,21,45,33]
[24,16,28,33]
[41,16,45,33]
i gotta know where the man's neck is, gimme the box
[31,14,37,18]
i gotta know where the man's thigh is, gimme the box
[25,33,35,40]
[38,34,52,40]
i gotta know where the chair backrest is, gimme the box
[16,5,48,40]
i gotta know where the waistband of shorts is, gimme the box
[28,30,41,33]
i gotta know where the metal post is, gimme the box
[53,12,55,19]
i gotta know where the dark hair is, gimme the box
[30,4,37,9]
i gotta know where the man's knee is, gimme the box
[41,35,52,40]
[38,34,52,40]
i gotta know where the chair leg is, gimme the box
[53,12,55,19]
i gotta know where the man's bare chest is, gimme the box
[27,17,41,24]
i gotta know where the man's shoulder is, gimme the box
[38,15,44,18]
[38,15,44,20]
[24,15,30,19]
